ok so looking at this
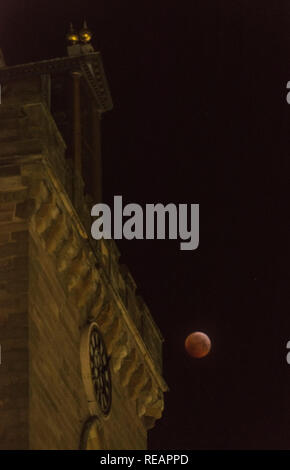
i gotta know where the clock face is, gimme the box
[89,325,111,416]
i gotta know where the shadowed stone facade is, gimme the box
[0,49,167,450]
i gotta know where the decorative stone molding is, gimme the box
[0,155,167,431]
[0,52,113,113]
[0,98,168,432]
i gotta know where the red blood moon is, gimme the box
[185,331,211,358]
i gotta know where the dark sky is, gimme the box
[2,0,290,450]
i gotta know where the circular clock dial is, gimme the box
[89,325,111,415]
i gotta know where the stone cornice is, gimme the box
[0,52,113,113]
[32,158,167,428]
[0,145,168,430]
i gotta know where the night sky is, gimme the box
[2,0,290,449]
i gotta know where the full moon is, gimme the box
[185,331,211,358]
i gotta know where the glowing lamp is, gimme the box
[79,21,92,43]
[66,24,79,45]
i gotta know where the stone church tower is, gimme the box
[0,24,167,450]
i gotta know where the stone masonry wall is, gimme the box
[28,228,147,449]
[0,101,166,449]
[0,163,29,449]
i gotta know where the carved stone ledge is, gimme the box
[2,155,167,430]
[141,395,164,430]
[56,230,80,273]
[43,212,68,253]
[118,348,138,388]
[127,363,147,400]
[112,343,128,374]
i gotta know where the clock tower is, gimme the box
[0,24,167,450]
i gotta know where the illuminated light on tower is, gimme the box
[66,23,81,56]
[66,22,79,45]
[79,20,92,44]
[79,20,94,54]
[66,21,94,56]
